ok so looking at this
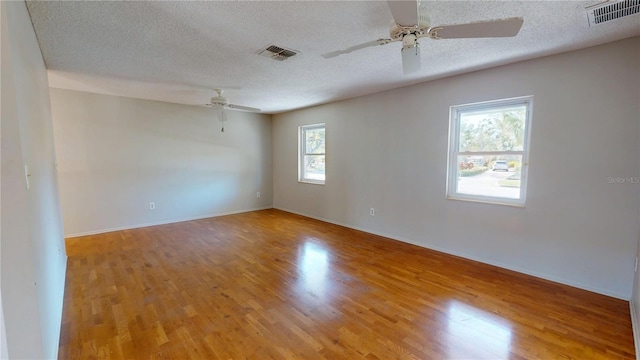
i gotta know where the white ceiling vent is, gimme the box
[258,45,299,61]
[586,0,640,26]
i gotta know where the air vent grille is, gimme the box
[586,0,640,26]
[258,44,299,61]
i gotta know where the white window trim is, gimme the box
[298,123,326,185]
[446,96,533,207]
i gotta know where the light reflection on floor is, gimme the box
[445,300,513,359]
[296,241,330,301]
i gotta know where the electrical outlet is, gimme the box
[256,192,261,198]
[149,202,155,210]
[370,208,375,216]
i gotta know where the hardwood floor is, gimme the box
[59,209,635,359]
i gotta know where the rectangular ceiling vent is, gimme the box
[258,45,299,61]
[586,0,640,26]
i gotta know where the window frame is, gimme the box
[298,123,326,185]
[446,96,533,207]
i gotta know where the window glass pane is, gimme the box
[304,155,325,181]
[299,123,326,184]
[456,155,522,199]
[305,128,325,155]
[458,105,526,152]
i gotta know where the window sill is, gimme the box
[298,179,325,185]
[446,195,525,208]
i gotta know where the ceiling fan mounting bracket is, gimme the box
[427,27,444,40]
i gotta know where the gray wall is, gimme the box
[632,38,640,358]
[1,293,7,359]
[1,1,68,358]
[633,158,640,356]
[273,37,640,300]
[50,89,273,236]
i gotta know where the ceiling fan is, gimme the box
[203,89,260,132]
[322,0,524,74]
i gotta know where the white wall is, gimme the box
[1,1,68,358]
[50,89,273,236]
[273,37,640,300]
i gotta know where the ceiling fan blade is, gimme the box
[386,0,419,26]
[227,104,260,112]
[322,39,394,59]
[427,17,524,39]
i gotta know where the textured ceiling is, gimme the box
[26,1,640,114]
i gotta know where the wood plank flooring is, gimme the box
[59,209,635,359]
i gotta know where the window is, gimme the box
[447,96,533,206]
[299,123,325,184]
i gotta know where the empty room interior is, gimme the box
[2,0,640,359]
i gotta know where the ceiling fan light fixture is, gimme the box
[216,108,226,132]
[401,35,421,74]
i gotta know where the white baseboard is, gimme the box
[631,301,640,360]
[65,206,273,238]
[273,206,629,300]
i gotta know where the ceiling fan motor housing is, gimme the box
[389,22,429,41]
[210,89,229,108]
[210,97,228,106]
